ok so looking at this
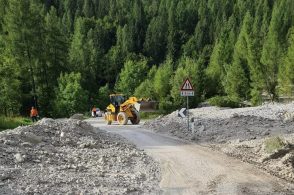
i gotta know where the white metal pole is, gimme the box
[187,96,189,131]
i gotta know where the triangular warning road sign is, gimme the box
[180,78,194,90]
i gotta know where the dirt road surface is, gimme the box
[88,118,294,195]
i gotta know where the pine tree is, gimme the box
[183,0,211,58]
[0,0,8,32]
[247,0,272,105]
[279,28,294,96]
[225,12,252,101]
[68,17,98,93]
[153,59,173,100]
[0,48,21,116]
[45,7,68,75]
[206,15,237,97]
[143,16,167,64]
[4,0,47,112]
[261,0,293,101]
[166,2,178,60]
[83,0,95,18]
[131,0,146,52]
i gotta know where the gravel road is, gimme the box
[88,118,294,195]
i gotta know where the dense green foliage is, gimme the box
[53,72,88,117]
[0,0,293,117]
[207,96,240,108]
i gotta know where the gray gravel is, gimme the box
[144,102,294,183]
[0,118,160,195]
[144,102,294,143]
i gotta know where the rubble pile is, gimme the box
[144,102,294,182]
[0,118,160,194]
[144,102,294,143]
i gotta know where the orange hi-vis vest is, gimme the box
[30,108,38,117]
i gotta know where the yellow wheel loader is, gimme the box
[104,94,141,125]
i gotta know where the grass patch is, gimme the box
[0,116,32,131]
[264,136,286,153]
[140,111,162,120]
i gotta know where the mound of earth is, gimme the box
[216,134,294,183]
[144,102,294,182]
[144,102,294,143]
[0,118,160,194]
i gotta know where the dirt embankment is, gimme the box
[144,102,294,183]
[0,118,160,195]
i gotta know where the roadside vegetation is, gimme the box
[264,136,286,154]
[207,96,240,108]
[0,116,32,131]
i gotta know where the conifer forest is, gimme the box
[0,0,293,117]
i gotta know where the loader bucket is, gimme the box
[139,101,158,112]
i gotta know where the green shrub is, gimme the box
[115,59,148,96]
[264,136,286,153]
[159,96,174,114]
[0,116,32,131]
[97,84,111,110]
[207,96,240,108]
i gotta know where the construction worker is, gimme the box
[92,106,97,117]
[30,106,38,122]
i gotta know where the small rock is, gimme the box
[284,112,294,122]
[232,113,239,118]
[76,120,82,126]
[14,153,24,163]
[3,140,17,146]
[98,157,106,165]
[21,142,32,147]
[199,125,205,132]
[0,173,11,181]
[23,132,42,144]
[262,130,270,136]
[281,152,294,164]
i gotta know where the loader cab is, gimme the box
[109,94,126,113]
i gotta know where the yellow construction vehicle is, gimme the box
[104,94,141,125]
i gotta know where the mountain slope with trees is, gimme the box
[0,0,293,117]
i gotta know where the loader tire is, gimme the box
[130,110,140,125]
[117,112,128,125]
[105,112,112,125]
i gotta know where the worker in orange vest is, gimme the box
[92,106,97,117]
[30,106,38,122]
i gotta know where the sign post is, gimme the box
[180,78,194,131]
